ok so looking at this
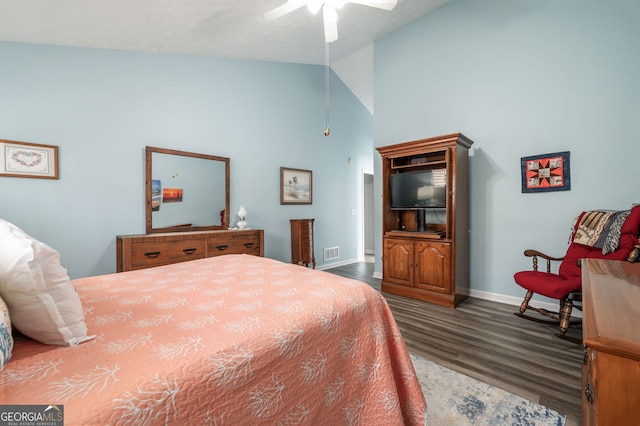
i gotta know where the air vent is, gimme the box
[323,247,340,261]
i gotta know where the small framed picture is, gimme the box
[521,151,570,193]
[280,167,312,204]
[0,139,59,179]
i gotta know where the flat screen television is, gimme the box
[390,169,447,209]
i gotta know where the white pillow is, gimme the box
[0,294,12,370]
[0,219,94,346]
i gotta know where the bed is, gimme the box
[1,249,426,425]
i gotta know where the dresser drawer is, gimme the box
[117,230,264,272]
[208,232,262,257]
[130,238,206,269]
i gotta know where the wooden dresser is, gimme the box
[116,229,264,272]
[290,219,315,268]
[582,258,640,425]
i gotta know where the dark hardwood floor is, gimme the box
[325,260,583,426]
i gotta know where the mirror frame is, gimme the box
[145,146,230,234]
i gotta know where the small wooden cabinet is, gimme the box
[383,237,452,297]
[581,258,640,425]
[116,229,264,272]
[377,133,472,307]
[290,219,315,268]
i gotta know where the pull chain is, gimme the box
[324,42,330,136]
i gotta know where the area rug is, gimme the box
[411,354,566,426]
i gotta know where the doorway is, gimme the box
[362,170,374,263]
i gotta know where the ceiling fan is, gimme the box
[264,0,398,43]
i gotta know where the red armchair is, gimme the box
[514,205,640,342]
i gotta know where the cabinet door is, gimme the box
[414,241,451,294]
[589,351,640,425]
[383,238,414,287]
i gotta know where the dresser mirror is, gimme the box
[145,146,230,234]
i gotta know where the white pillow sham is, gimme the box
[0,218,94,346]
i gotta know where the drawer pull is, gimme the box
[216,245,229,251]
[244,242,255,248]
[144,251,161,258]
[183,248,198,255]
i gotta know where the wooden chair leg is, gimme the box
[559,298,573,334]
[516,290,581,344]
[519,290,533,314]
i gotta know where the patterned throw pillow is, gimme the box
[0,295,13,370]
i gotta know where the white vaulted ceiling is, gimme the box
[0,0,449,113]
[0,0,448,65]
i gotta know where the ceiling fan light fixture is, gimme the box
[323,4,338,23]
[265,0,398,43]
[323,4,338,42]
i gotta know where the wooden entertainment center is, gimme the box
[377,133,473,307]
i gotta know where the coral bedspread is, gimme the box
[1,255,425,425]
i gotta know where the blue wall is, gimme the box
[374,0,640,303]
[3,0,638,305]
[0,42,373,278]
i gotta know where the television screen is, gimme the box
[390,169,447,209]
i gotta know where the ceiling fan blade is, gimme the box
[323,5,338,43]
[347,0,398,11]
[264,1,307,20]
[307,0,324,14]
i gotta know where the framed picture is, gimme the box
[0,139,59,179]
[151,179,162,211]
[280,167,312,204]
[162,188,183,203]
[521,151,570,193]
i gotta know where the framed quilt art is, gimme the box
[521,151,570,193]
[0,139,59,179]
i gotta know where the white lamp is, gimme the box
[237,206,248,230]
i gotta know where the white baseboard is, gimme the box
[465,288,525,307]
[466,288,582,318]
